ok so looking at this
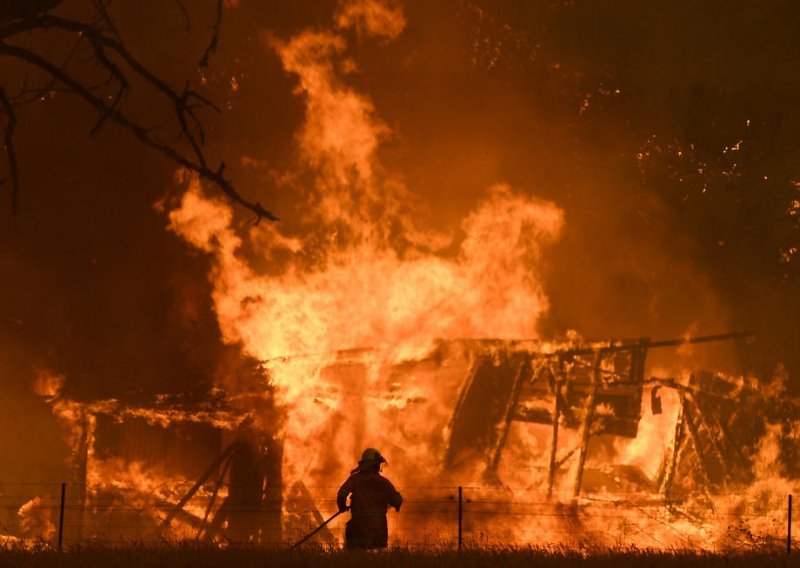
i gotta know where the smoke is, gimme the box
[336,0,406,40]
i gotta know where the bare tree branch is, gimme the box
[32,16,222,168]
[0,86,19,214]
[85,36,128,135]
[174,0,192,31]
[0,40,277,222]
[90,0,123,45]
[198,0,223,68]
[0,3,278,221]
[11,33,83,106]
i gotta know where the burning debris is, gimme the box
[19,330,797,549]
[445,331,766,499]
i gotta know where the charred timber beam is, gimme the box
[574,352,601,499]
[162,441,236,527]
[540,331,755,359]
[262,434,284,544]
[203,495,233,541]
[546,437,611,473]
[662,393,686,500]
[71,411,92,541]
[444,357,481,466]
[685,393,729,484]
[290,481,335,545]
[600,330,753,352]
[261,331,753,366]
[554,445,581,470]
[487,356,530,473]
[451,356,479,419]
[681,398,714,493]
[546,359,565,500]
[199,451,232,532]
[155,500,213,533]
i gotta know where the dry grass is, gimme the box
[0,544,798,568]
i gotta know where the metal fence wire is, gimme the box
[0,482,794,552]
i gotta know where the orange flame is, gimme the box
[166,0,565,540]
[25,0,798,550]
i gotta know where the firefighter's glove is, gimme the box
[338,505,350,513]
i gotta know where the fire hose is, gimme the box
[288,510,344,550]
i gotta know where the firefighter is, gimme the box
[336,448,403,549]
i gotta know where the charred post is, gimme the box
[573,351,601,499]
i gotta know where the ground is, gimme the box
[0,545,798,567]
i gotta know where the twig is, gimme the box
[174,0,192,31]
[86,35,128,135]
[30,16,216,163]
[198,0,223,68]
[0,85,19,213]
[90,0,123,45]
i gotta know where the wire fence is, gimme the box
[0,482,794,552]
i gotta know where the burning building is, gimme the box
[3,0,800,553]
[26,328,796,549]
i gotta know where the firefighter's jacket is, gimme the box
[336,470,403,549]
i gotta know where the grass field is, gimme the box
[0,545,798,567]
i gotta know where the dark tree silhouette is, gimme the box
[0,0,277,221]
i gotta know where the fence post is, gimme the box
[58,482,66,551]
[458,486,463,552]
[789,494,793,555]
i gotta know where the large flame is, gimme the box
[166,0,565,541]
[22,0,798,550]
[168,182,562,363]
[169,0,563,499]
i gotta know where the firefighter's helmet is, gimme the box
[359,447,387,465]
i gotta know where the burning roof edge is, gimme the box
[258,331,756,366]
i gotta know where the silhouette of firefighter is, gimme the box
[337,448,403,549]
